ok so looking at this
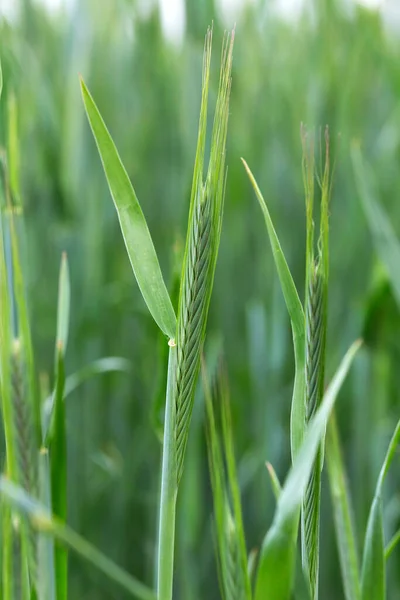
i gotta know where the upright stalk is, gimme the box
[157,343,178,600]
[156,28,234,599]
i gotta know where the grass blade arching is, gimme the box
[80,78,176,339]
[242,158,306,460]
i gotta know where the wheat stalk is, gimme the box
[157,28,234,600]
[303,261,325,599]
[301,128,331,599]
[174,30,233,486]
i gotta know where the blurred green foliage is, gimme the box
[0,0,400,598]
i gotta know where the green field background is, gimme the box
[1,0,400,597]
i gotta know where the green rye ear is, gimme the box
[203,360,252,600]
[301,127,331,599]
[80,78,176,339]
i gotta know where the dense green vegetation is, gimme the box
[0,0,400,598]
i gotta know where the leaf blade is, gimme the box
[326,412,361,600]
[80,78,176,339]
[242,159,306,460]
[254,340,362,600]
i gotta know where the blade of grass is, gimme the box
[326,411,361,600]
[46,252,70,600]
[360,418,400,600]
[80,78,176,339]
[7,91,21,207]
[157,343,177,600]
[0,477,157,600]
[241,158,306,460]
[37,449,56,600]
[254,340,362,600]
[385,529,400,561]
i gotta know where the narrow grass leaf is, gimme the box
[37,449,56,600]
[266,462,282,502]
[7,91,21,207]
[56,252,70,355]
[361,419,400,600]
[326,412,361,600]
[80,78,176,339]
[242,158,306,460]
[254,340,361,600]
[49,349,67,600]
[0,477,157,600]
[385,529,400,561]
[351,144,400,308]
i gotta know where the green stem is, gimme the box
[157,344,178,600]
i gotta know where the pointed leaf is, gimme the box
[254,340,362,600]
[80,78,176,339]
[56,252,70,356]
[242,159,306,460]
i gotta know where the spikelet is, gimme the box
[301,127,331,599]
[11,338,38,589]
[174,29,234,486]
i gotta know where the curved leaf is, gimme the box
[242,159,306,460]
[254,340,362,600]
[80,78,176,339]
